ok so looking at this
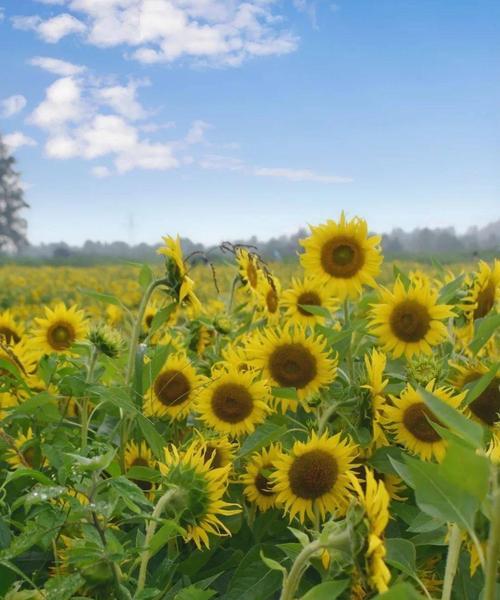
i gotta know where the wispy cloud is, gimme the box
[3,131,37,151]
[29,56,87,76]
[254,167,352,183]
[1,95,27,118]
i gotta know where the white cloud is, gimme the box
[13,12,86,43]
[3,131,37,151]
[14,1,298,67]
[115,141,179,173]
[185,120,211,144]
[199,154,245,171]
[254,167,352,183]
[95,80,148,121]
[29,56,86,76]
[30,77,86,128]
[1,95,27,118]
[91,165,111,178]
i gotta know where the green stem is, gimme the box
[81,346,98,451]
[228,275,240,313]
[136,487,180,596]
[318,403,337,436]
[442,523,461,600]
[485,465,500,600]
[280,539,322,600]
[343,299,354,382]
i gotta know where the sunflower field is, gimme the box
[0,213,499,600]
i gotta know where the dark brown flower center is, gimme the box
[203,445,224,469]
[320,236,364,278]
[269,343,317,389]
[289,449,338,499]
[266,289,279,314]
[468,376,500,426]
[47,322,75,350]
[390,300,431,343]
[0,327,20,345]
[255,464,275,497]
[145,314,154,328]
[130,457,152,491]
[402,402,443,442]
[154,369,191,407]
[473,280,495,319]
[211,383,254,423]
[297,291,321,316]
[246,260,258,288]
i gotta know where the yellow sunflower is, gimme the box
[158,443,240,549]
[271,431,358,523]
[143,352,203,420]
[450,361,500,427]
[463,259,500,321]
[125,441,156,495]
[362,348,389,448]
[32,303,87,355]
[5,428,39,469]
[383,381,466,461]
[369,279,454,358]
[0,310,24,345]
[256,275,281,323]
[281,276,339,327]
[245,325,338,412]
[352,468,391,594]
[241,444,281,511]
[236,248,262,294]
[196,365,272,436]
[193,434,237,470]
[299,212,382,299]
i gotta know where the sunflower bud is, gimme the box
[213,315,232,334]
[89,323,123,358]
[407,354,442,387]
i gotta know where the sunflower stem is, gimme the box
[343,299,354,382]
[318,402,338,436]
[484,464,500,600]
[81,345,98,451]
[441,523,461,600]
[136,487,180,596]
[280,539,322,600]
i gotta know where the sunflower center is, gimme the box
[297,291,321,316]
[47,322,75,350]
[320,236,364,278]
[255,465,274,497]
[203,445,223,469]
[266,289,279,314]
[154,370,191,407]
[130,457,152,491]
[269,343,317,389]
[211,383,254,423]
[23,446,36,467]
[145,314,154,328]
[247,261,258,288]
[390,300,431,343]
[468,376,500,426]
[473,280,495,319]
[0,327,20,345]
[289,449,338,499]
[402,402,443,442]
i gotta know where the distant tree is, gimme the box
[0,134,29,252]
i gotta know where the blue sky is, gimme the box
[1,0,498,245]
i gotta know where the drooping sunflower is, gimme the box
[463,260,500,321]
[124,441,156,494]
[281,276,339,327]
[241,444,281,511]
[369,279,454,358]
[144,353,203,420]
[236,248,261,294]
[362,348,389,448]
[0,310,24,345]
[157,235,202,314]
[352,468,391,594]
[32,303,87,355]
[271,431,358,523]
[196,365,272,436]
[245,326,338,412]
[450,360,500,427]
[299,212,383,299]
[158,443,240,549]
[383,381,466,461]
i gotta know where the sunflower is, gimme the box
[236,248,261,294]
[271,431,358,523]
[362,349,389,448]
[245,326,338,412]
[194,435,237,470]
[241,444,281,511]
[281,276,339,327]
[383,381,466,461]
[32,303,87,355]
[299,212,382,299]
[5,428,39,469]
[369,279,454,358]
[352,468,391,594]
[256,274,281,322]
[196,365,272,436]
[0,310,24,345]
[125,441,156,494]
[144,353,203,420]
[158,443,240,549]
[463,260,500,321]
[450,361,500,427]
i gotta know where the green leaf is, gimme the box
[374,582,425,599]
[137,414,166,460]
[271,387,298,400]
[385,538,416,577]
[225,545,282,600]
[368,446,405,476]
[66,448,116,472]
[149,304,177,335]
[149,520,186,556]
[300,580,349,600]
[440,439,490,503]
[464,365,499,405]
[23,485,67,508]
[174,587,216,600]
[418,386,484,449]
[259,549,287,574]
[298,304,331,319]
[139,264,154,289]
[469,313,500,354]
[238,421,288,459]
[44,573,85,600]
[79,288,123,307]
[393,265,410,289]
[288,526,310,547]
[437,273,465,304]
[4,467,54,487]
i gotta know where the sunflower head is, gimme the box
[125,441,156,494]
[32,303,87,355]
[281,276,340,327]
[463,260,499,320]
[450,361,500,427]
[0,310,23,345]
[88,322,123,358]
[236,248,262,293]
[241,444,281,511]
[300,212,382,299]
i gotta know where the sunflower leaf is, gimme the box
[373,582,426,599]
[300,580,349,600]
[469,313,500,354]
[463,364,499,405]
[385,538,417,578]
